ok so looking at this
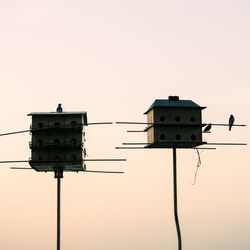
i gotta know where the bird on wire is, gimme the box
[203,123,212,133]
[229,114,235,131]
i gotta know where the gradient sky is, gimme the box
[0,1,249,249]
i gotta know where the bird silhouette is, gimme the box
[56,103,63,112]
[84,148,87,157]
[229,114,235,131]
[203,123,212,133]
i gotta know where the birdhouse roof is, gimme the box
[27,111,87,115]
[27,112,88,125]
[144,97,206,114]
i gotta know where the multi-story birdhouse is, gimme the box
[28,108,88,172]
[144,96,206,148]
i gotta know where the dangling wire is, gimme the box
[192,149,201,185]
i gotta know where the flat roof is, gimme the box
[27,111,88,125]
[27,112,87,116]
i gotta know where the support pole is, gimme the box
[57,170,60,250]
[55,168,63,250]
[173,148,182,250]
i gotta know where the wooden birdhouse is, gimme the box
[144,96,206,148]
[28,107,88,172]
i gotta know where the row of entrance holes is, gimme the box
[159,116,196,123]
[37,120,78,129]
[160,134,197,141]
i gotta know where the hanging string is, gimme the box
[192,149,201,185]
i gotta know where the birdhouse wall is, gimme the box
[47,150,82,160]
[29,114,85,171]
[155,126,202,142]
[32,116,49,129]
[32,115,83,129]
[31,151,48,161]
[147,109,154,125]
[48,116,64,126]
[147,126,203,148]
[31,150,82,161]
[65,150,82,160]
[150,108,202,125]
[146,107,203,148]
[31,131,82,145]
[147,127,154,144]
[64,115,83,125]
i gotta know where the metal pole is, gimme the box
[57,169,61,250]
[173,148,182,250]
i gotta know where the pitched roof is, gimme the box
[144,96,206,114]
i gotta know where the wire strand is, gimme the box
[192,149,201,185]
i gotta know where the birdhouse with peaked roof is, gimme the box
[144,96,206,148]
[28,104,88,172]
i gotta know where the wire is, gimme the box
[0,130,30,136]
[192,149,201,185]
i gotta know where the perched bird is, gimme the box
[56,103,63,112]
[203,123,212,133]
[229,114,235,131]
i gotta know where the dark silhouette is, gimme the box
[56,104,63,112]
[229,115,235,131]
[203,123,212,133]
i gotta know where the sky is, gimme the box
[0,0,249,249]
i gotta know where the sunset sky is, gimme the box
[0,1,249,249]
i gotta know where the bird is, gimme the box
[56,103,63,112]
[203,123,212,133]
[229,114,235,131]
[84,148,87,157]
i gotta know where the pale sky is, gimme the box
[0,1,250,249]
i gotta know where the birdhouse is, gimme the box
[28,107,88,172]
[144,96,206,148]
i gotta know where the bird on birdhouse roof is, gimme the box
[56,104,63,112]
